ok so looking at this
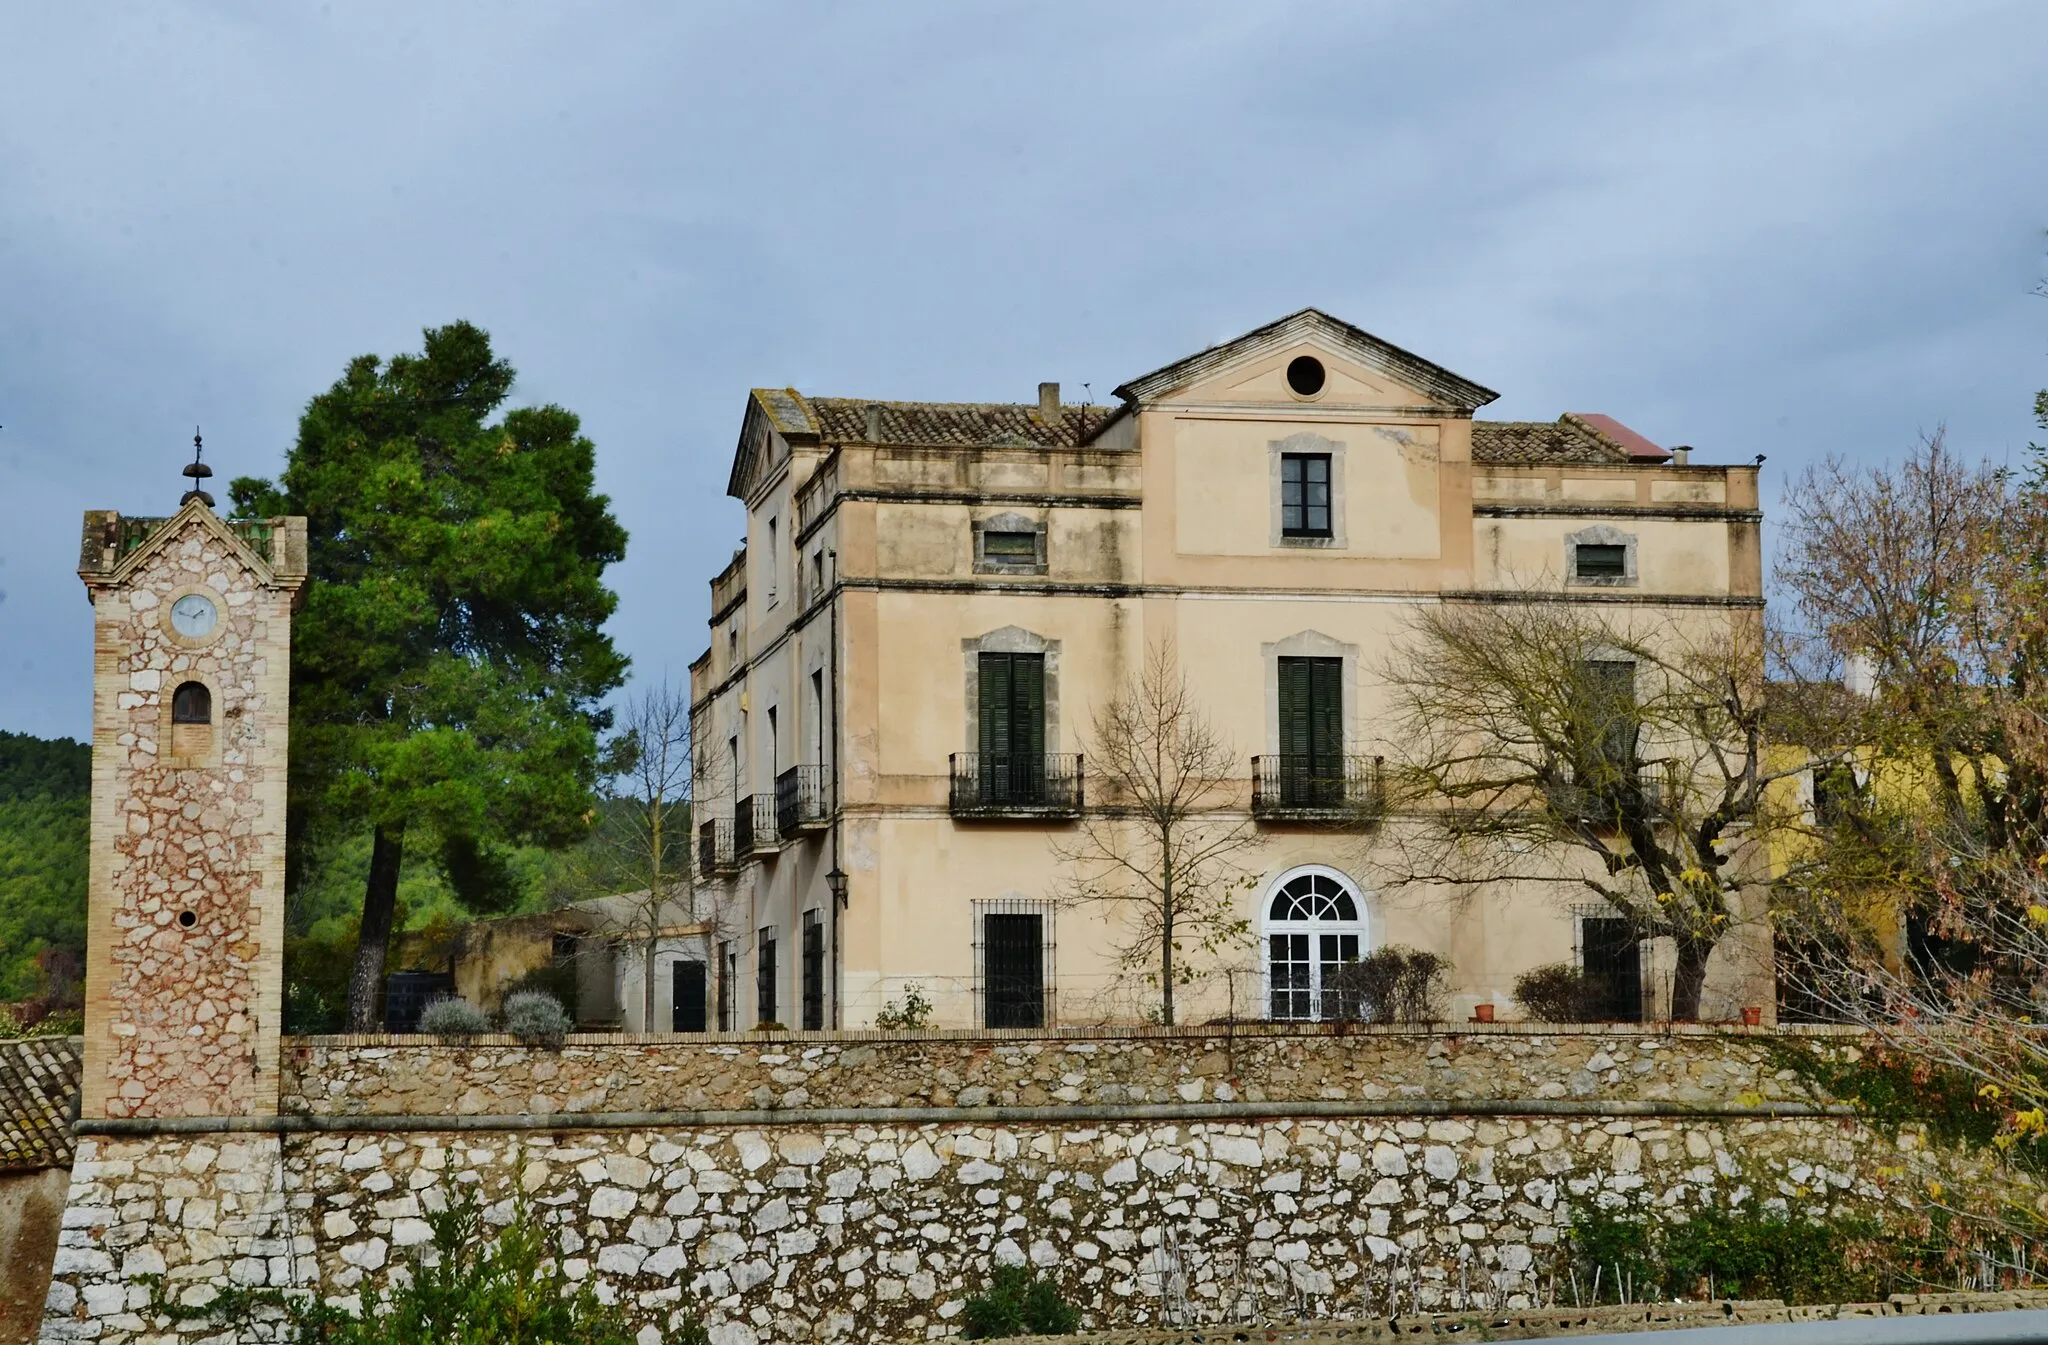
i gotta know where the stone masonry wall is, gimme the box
[45,1028,2031,1345]
[284,1024,1840,1118]
[43,1109,1990,1345]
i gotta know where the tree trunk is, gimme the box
[1670,936,1713,1022]
[644,936,658,1033]
[345,824,405,1032]
[1160,864,1176,1027]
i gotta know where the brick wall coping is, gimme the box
[289,1021,1862,1049]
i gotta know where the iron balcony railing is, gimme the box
[775,764,831,836]
[1547,770,1668,824]
[697,817,736,879]
[733,793,779,858]
[1251,754,1386,822]
[948,753,1083,818]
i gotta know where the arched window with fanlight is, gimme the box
[169,681,213,761]
[1264,866,1369,1021]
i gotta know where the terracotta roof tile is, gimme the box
[1471,417,1632,464]
[807,398,1111,449]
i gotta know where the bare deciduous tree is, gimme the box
[581,680,695,1031]
[1056,641,1261,1026]
[1379,601,1814,1021]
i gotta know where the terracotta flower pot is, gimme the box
[1471,1003,1496,1023]
[1741,1005,1763,1027]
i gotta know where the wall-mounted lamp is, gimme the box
[826,865,849,908]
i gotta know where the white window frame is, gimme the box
[1261,864,1371,1022]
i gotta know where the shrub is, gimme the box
[503,990,572,1048]
[1567,1203,1888,1305]
[1514,962,1600,1022]
[753,1020,788,1033]
[506,962,580,1022]
[875,981,935,1030]
[961,1265,1079,1338]
[1324,946,1448,1023]
[151,1185,707,1344]
[420,996,492,1039]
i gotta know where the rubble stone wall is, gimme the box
[284,1023,1847,1118]
[40,1108,1981,1345]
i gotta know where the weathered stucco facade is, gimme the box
[75,504,306,1120]
[688,308,1768,1032]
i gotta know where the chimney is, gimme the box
[1670,445,1692,465]
[865,403,883,443]
[1038,382,1060,422]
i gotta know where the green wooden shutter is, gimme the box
[1309,658,1343,774]
[1012,655,1045,760]
[979,653,1012,758]
[1278,659,1310,761]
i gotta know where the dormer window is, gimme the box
[1281,454,1332,538]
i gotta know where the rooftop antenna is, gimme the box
[180,427,215,509]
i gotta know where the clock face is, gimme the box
[170,593,218,639]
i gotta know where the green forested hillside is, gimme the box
[0,730,90,1003]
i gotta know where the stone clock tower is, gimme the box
[75,472,306,1120]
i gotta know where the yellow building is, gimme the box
[688,309,1765,1029]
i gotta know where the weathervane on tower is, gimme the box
[180,427,214,509]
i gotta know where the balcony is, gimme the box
[733,794,780,858]
[1548,771,1667,825]
[1251,755,1386,825]
[697,817,737,879]
[948,753,1083,819]
[776,764,832,836]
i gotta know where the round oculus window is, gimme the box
[1285,355,1326,397]
[170,593,218,639]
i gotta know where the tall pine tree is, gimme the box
[233,322,627,1029]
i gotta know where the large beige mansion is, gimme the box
[687,309,1764,1030]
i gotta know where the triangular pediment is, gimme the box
[98,499,278,588]
[1112,308,1499,414]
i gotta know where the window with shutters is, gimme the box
[1280,454,1332,538]
[801,910,825,1030]
[1576,659,1639,794]
[1276,657,1344,807]
[973,513,1048,574]
[756,930,778,1025]
[1566,525,1637,586]
[977,651,1048,803]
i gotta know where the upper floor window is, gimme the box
[1576,544,1626,579]
[1276,657,1343,806]
[1566,526,1637,586]
[171,682,212,724]
[974,513,1048,575]
[1281,454,1332,538]
[765,517,779,604]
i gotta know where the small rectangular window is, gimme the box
[1281,454,1332,538]
[811,550,824,596]
[1576,544,1627,579]
[983,530,1037,561]
[765,518,779,602]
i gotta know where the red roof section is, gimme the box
[1566,413,1670,461]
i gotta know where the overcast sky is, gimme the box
[3,2,2044,741]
